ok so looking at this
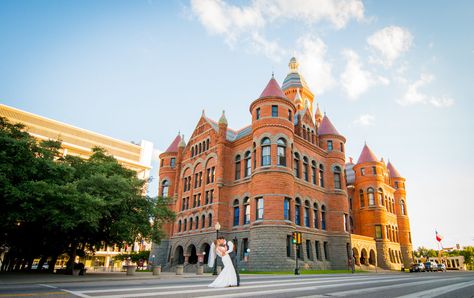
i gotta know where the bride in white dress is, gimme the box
[208,239,237,288]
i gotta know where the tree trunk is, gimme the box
[66,244,77,274]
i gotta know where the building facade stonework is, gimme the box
[152,58,413,271]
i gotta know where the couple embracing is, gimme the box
[207,236,240,288]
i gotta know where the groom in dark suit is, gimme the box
[218,236,240,286]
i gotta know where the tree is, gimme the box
[0,117,174,272]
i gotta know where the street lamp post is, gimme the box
[212,222,221,275]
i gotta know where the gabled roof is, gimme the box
[165,135,181,153]
[318,115,341,136]
[204,117,252,142]
[357,143,378,164]
[387,161,403,178]
[259,77,287,99]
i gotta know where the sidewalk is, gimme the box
[0,271,213,285]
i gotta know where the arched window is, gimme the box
[235,155,241,180]
[261,138,271,166]
[191,147,194,157]
[233,199,240,226]
[206,139,209,150]
[311,161,317,184]
[401,200,406,215]
[311,131,315,144]
[161,180,169,197]
[303,125,307,139]
[368,187,375,206]
[195,216,199,230]
[201,215,205,229]
[243,197,250,224]
[333,166,342,189]
[178,220,182,232]
[294,153,300,178]
[359,190,365,207]
[189,217,193,230]
[313,203,319,229]
[319,164,325,187]
[208,213,212,227]
[244,151,251,177]
[304,201,310,227]
[284,198,291,220]
[199,143,202,154]
[295,198,301,225]
[303,157,309,181]
[321,205,327,230]
[183,218,187,231]
[378,188,383,205]
[277,138,287,166]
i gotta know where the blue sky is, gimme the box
[1,0,473,250]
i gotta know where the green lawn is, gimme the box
[240,269,366,275]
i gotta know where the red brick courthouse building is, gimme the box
[151,58,413,271]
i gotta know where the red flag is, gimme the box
[436,230,443,242]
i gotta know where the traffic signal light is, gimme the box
[292,232,302,245]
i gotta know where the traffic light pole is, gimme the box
[294,243,300,275]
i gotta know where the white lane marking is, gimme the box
[396,279,474,298]
[92,276,414,298]
[38,284,58,289]
[59,288,91,298]
[77,275,393,294]
[328,277,464,297]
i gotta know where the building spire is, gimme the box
[218,110,228,125]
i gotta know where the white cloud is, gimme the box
[190,0,365,62]
[340,49,389,99]
[250,32,286,62]
[398,73,454,108]
[296,36,336,95]
[255,0,365,29]
[354,114,375,126]
[367,26,413,67]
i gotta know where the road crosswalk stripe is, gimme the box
[76,275,402,294]
[396,279,474,298]
[326,277,464,297]
[86,276,420,298]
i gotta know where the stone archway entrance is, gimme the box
[352,248,360,265]
[360,249,368,265]
[187,244,198,264]
[369,249,376,265]
[201,243,210,265]
[174,246,184,265]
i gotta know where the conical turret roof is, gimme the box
[318,115,341,136]
[259,76,287,99]
[357,143,378,164]
[387,161,403,178]
[165,134,181,153]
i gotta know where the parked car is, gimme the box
[31,263,49,270]
[410,263,425,272]
[424,261,438,272]
[437,263,446,272]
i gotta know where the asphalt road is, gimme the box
[1,271,473,298]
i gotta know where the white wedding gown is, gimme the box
[208,250,237,288]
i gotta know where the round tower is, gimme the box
[352,144,403,270]
[388,161,413,268]
[247,76,297,270]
